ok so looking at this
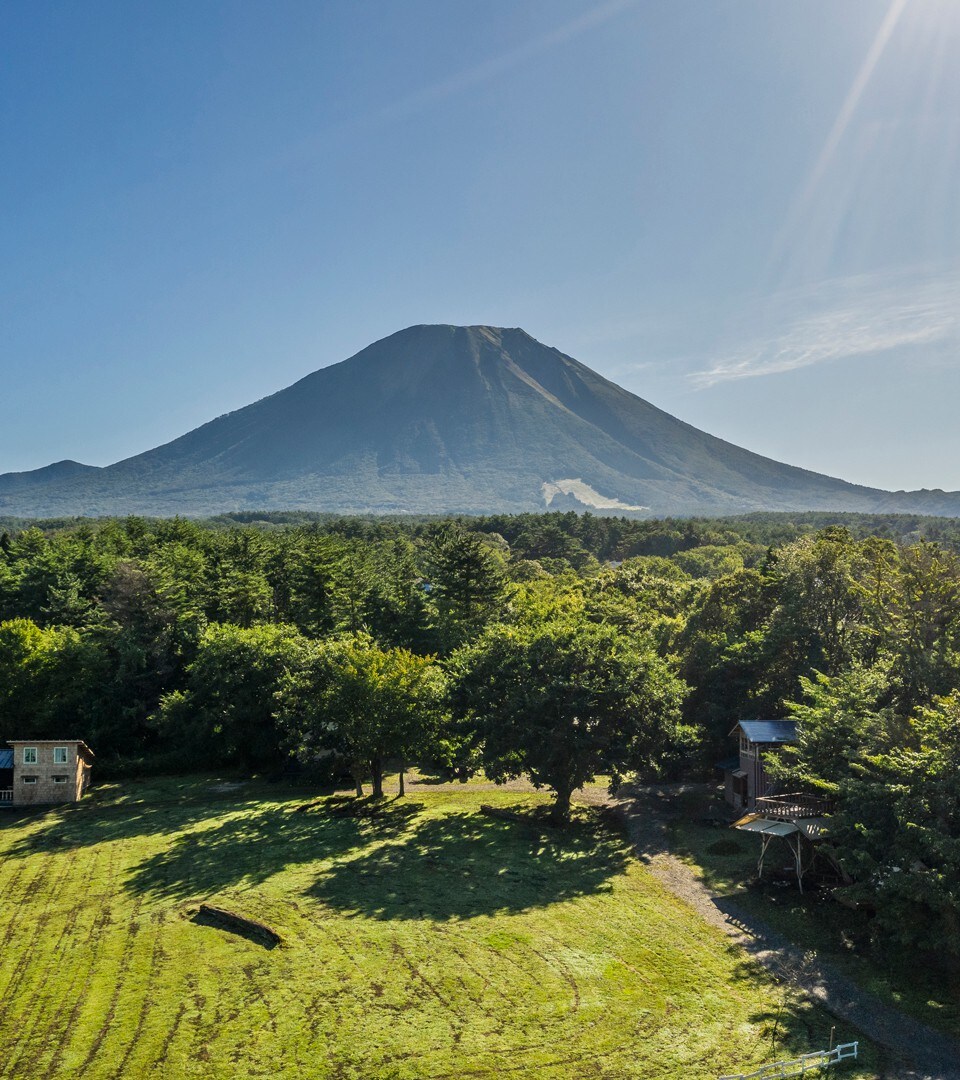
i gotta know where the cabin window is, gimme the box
[22,748,37,765]
[52,776,68,784]
[22,776,37,784]
[53,747,69,764]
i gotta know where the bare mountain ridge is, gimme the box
[2,324,958,518]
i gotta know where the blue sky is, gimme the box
[2,0,958,490]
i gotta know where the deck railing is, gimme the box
[720,1041,858,1079]
[755,792,835,819]
[0,789,12,804]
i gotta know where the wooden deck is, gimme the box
[754,792,834,819]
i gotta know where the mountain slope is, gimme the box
[2,324,959,518]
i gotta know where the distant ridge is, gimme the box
[0,459,100,493]
[3,324,960,518]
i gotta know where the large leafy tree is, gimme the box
[759,528,868,704]
[864,695,960,956]
[363,538,431,651]
[0,528,111,627]
[155,622,311,769]
[773,672,960,959]
[451,617,689,823]
[885,542,960,710]
[280,634,445,797]
[677,567,773,756]
[0,618,110,745]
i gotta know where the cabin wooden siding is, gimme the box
[738,733,766,808]
[724,721,798,811]
[7,741,93,807]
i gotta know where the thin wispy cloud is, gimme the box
[377,0,637,121]
[691,270,960,389]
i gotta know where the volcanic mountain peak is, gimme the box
[2,324,959,519]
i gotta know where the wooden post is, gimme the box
[793,833,804,894]
[758,833,772,878]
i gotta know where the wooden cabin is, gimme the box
[722,720,797,811]
[721,721,840,892]
[0,741,94,807]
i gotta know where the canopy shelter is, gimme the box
[732,814,809,892]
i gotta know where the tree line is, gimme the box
[2,512,960,956]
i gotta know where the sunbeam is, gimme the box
[766,0,910,285]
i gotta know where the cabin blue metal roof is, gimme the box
[0,750,13,769]
[737,720,798,745]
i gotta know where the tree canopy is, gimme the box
[450,615,688,822]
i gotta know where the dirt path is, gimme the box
[598,784,960,1080]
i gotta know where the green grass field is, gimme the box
[0,777,877,1079]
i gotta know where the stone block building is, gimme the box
[0,740,94,807]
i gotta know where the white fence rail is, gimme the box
[0,789,12,804]
[719,1041,858,1080]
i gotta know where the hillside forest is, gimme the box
[3,510,960,965]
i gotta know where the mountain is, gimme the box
[3,324,960,519]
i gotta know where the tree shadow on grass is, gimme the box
[7,777,633,919]
[722,952,879,1075]
[124,798,423,901]
[306,808,632,920]
[0,780,283,859]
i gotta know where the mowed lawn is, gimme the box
[0,777,875,1080]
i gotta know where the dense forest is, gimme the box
[3,510,960,961]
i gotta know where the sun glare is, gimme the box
[765,0,960,290]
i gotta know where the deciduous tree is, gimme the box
[451,617,688,823]
[280,634,445,797]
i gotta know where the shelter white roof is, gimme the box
[733,817,799,837]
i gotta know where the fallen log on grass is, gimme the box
[194,904,283,948]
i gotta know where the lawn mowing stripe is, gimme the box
[0,844,81,1018]
[71,895,147,1077]
[527,942,581,1014]
[40,894,145,1078]
[146,971,192,1076]
[242,958,282,1038]
[389,937,460,1017]
[104,922,169,1080]
[0,854,84,1077]
[25,829,131,1049]
[428,1025,647,1080]
[446,942,511,1015]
